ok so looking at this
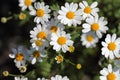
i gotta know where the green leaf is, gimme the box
[50,4,60,10]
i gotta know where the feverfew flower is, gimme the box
[30,2,51,24]
[18,0,35,11]
[79,1,99,19]
[100,64,120,80]
[47,18,65,33]
[30,24,49,50]
[82,15,108,38]
[9,45,28,68]
[81,31,98,48]
[51,75,69,80]
[50,30,73,53]
[37,77,48,80]
[28,47,46,64]
[58,2,82,26]
[55,55,64,63]
[14,76,28,80]
[101,34,120,59]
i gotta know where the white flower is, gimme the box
[82,15,108,38]
[50,30,73,53]
[18,0,35,11]
[30,2,51,24]
[101,34,120,59]
[28,47,46,64]
[81,31,98,48]
[14,76,28,80]
[37,77,48,80]
[51,75,69,80]
[30,24,49,50]
[100,64,120,80]
[9,45,28,68]
[47,18,65,33]
[79,1,99,20]
[58,2,82,26]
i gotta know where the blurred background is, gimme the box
[0,0,120,80]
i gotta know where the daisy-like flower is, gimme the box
[47,18,65,33]
[50,30,73,53]
[14,76,28,80]
[101,34,120,59]
[18,0,35,11]
[28,47,46,64]
[51,75,69,80]
[55,55,64,63]
[37,77,48,80]
[100,64,120,80]
[30,24,49,50]
[30,2,51,24]
[57,2,82,26]
[82,15,108,38]
[81,31,98,48]
[79,1,99,20]
[9,45,28,68]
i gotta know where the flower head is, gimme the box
[79,1,99,19]
[19,0,35,11]
[30,2,51,24]
[101,34,120,59]
[82,15,108,38]
[58,2,82,26]
[51,75,69,80]
[100,64,120,80]
[50,30,73,53]
[81,31,98,48]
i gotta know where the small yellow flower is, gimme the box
[55,55,64,63]
[68,46,75,53]
[76,64,82,69]
[1,17,7,23]
[3,71,9,77]
[19,66,27,73]
[19,13,26,20]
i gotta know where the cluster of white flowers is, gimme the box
[6,0,120,80]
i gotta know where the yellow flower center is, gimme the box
[33,51,40,58]
[56,55,63,63]
[16,53,24,61]
[57,36,66,45]
[19,13,26,20]
[37,31,46,39]
[69,46,75,53]
[3,71,9,77]
[35,40,43,46]
[107,72,116,80]
[76,64,82,69]
[24,0,32,6]
[51,26,58,33]
[66,11,75,19]
[91,23,99,31]
[36,9,44,17]
[86,35,94,42]
[108,42,116,51]
[84,6,91,14]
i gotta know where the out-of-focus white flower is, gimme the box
[51,75,69,80]
[81,31,98,48]
[19,0,35,11]
[14,76,28,80]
